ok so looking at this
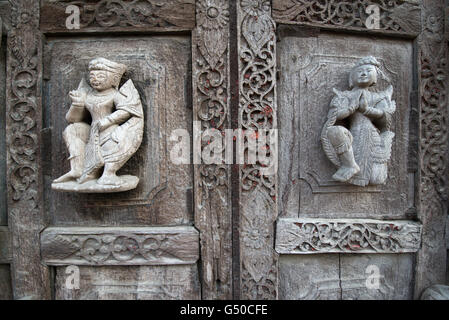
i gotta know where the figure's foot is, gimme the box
[53,170,81,183]
[97,174,123,186]
[332,164,360,182]
[77,173,97,184]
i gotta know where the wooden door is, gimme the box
[0,0,448,300]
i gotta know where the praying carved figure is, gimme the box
[321,56,396,187]
[52,58,144,193]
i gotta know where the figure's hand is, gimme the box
[359,91,368,113]
[69,90,86,107]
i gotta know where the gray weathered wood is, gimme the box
[0,264,12,300]
[40,0,195,33]
[414,0,449,298]
[192,0,232,299]
[0,227,11,263]
[276,218,422,254]
[54,265,200,300]
[6,0,51,299]
[272,0,421,37]
[41,226,199,266]
[237,0,279,300]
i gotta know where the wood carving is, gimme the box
[321,56,396,186]
[52,58,144,193]
[41,226,199,266]
[193,0,232,299]
[238,0,278,300]
[40,0,195,32]
[272,0,421,35]
[276,218,422,254]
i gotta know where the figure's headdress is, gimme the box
[88,58,127,88]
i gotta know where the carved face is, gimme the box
[89,70,114,91]
[353,64,377,88]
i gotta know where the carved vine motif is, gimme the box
[44,0,195,29]
[276,219,422,254]
[241,263,277,300]
[272,0,421,34]
[239,0,277,196]
[52,234,184,264]
[8,1,40,203]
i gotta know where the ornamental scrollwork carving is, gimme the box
[273,0,421,35]
[42,0,195,29]
[276,219,422,254]
[239,0,277,197]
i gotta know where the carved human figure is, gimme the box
[321,56,396,186]
[52,58,144,192]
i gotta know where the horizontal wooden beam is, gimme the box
[272,0,421,37]
[276,218,422,254]
[0,227,11,264]
[40,0,195,33]
[41,226,199,266]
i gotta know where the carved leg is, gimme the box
[327,126,360,182]
[53,123,90,183]
[97,162,122,186]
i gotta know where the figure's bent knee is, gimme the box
[63,122,90,144]
[327,126,353,154]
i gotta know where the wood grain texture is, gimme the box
[414,0,449,298]
[0,264,12,300]
[276,218,422,254]
[192,0,232,300]
[237,0,279,300]
[41,226,199,266]
[0,227,11,263]
[55,265,200,300]
[40,0,195,33]
[6,0,50,300]
[272,0,421,37]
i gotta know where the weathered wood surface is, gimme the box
[192,0,232,299]
[45,36,192,226]
[0,1,11,35]
[277,30,414,220]
[0,264,12,300]
[0,227,11,263]
[41,226,199,266]
[276,218,422,254]
[55,265,200,300]
[0,15,6,226]
[40,0,195,33]
[272,0,421,37]
[237,0,279,300]
[414,0,449,298]
[6,0,51,299]
[279,253,415,300]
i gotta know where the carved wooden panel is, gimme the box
[45,36,192,226]
[276,218,422,254]
[54,265,200,300]
[273,0,421,36]
[0,31,6,226]
[40,0,195,33]
[0,226,11,263]
[278,31,414,219]
[41,226,199,266]
[192,0,232,299]
[237,0,279,300]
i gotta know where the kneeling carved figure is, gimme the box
[321,56,396,187]
[52,58,144,193]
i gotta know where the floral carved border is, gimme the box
[40,0,196,32]
[272,0,421,36]
[238,0,278,300]
[6,0,50,299]
[276,218,422,254]
[193,0,232,299]
[40,227,199,266]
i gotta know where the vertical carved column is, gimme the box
[192,0,232,299]
[237,0,278,300]
[415,0,449,298]
[6,0,50,299]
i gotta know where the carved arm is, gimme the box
[98,110,131,131]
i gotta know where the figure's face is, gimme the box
[89,70,113,91]
[353,64,377,88]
